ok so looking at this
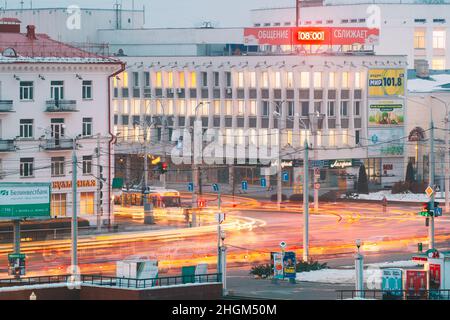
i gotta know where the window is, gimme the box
[19,119,33,138]
[123,100,129,114]
[262,72,269,88]
[179,72,185,88]
[51,157,65,177]
[313,72,322,88]
[80,192,95,215]
[225,72,232,87]
[213,72,220,87]
[301,101,309,117]
[225,100,233,115]
[82,117,93,137]
[237,101,244,115]
[414,29,426,49]
[122,72,129,87]
[342,129,349,145]
[133,72,139,87]
[314,101,322,114]
[190,72,197,88]
[250,72,256,88]
[201,72,208,87]
[340,101,349,117]
[144,72,150,87]
[433,30,446,49]
[156,71,162,87]
[213,100,220,115]
[237,72,244,88]
[355,130,360,145]
[20,158,33,177]
[329,130,336,146]
[20,81,34,100]
[328,72,335,88]
[82,80,93,99]
[341,72,349,88]
[50,81,64,100]
[354,72,362,89]
[287,101,294,117]
[354,101,361,116]
[432,58,446,70]
[327,101,335,117]
[316,131,322,147]
[287,72,294,88]
[51,193,67,217]
[274,72,281,88]
[261,101,269,116]
[300,72,310,88]
[82,156,93,175]
[167,72,174,87]
[249,100,257,116]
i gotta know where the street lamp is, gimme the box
[355,239,364,298]
[272,100,287,210]
[309,111,325,212]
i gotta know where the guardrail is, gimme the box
[336,289,450,300]
[45,100,77,112]
[0,273,222,289]
[0,100,13,112]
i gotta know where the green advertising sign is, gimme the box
[0,182,51,219]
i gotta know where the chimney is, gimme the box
[26,25,37,40]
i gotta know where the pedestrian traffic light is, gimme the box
[158,162,168,174]
[198,199,206,208]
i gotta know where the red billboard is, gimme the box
[243,27,379,46]
[405,270,427,299]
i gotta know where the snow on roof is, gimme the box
[408,74,450,93]
[0,54,117,64]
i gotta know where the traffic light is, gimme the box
[157,162,168,174]
[99,181,104,206]
[419,201,440,217]
[198,199,206,208]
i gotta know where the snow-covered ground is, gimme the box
[296,260,419,284]
[343,190,444,202]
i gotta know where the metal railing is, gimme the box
[0,139,15,152]
[0,226,94,242]
[336,289,450,300]
[0,273,222,289]
[45,100,77,112]
[0,100,13,112]
[42,138,74,150]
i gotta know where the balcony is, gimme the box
[41,138,74,151]
[0,139,15,152]
[45,100,77,113]
[0,100,13,113]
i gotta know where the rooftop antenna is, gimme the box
[20,0,23,10]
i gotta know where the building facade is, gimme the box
[0,20,123,225]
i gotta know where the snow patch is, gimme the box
[344,190,441,202]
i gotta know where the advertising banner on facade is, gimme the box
[368,69,405,97]
[0,182,51,219]
[283,251,297,279]
[382,268,403,297]
[405,270,427,299]
[244,27,379,46]
[271,252,284,279]
[368,128,404,157]
[368,100,404,126]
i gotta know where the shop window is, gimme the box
[80,192,95,215]
[51,193,67,217]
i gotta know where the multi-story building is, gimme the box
[112,54,407,191]
[0,18,123,226]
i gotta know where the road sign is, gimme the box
[279,241,287,249]
[197,199,206,208]
[0,183,51,219]
[241,181,248,191]
[8,253,26,276]
[282,172,289,182]
[283,252,297,279]
[260,178,267,188]
[435,207,443,217]
[382,268,403,297]
[314,183,321,190]
[212,184,219,192]
[216,213,225,223]
[425,186,434,198]
[188,182,194,192]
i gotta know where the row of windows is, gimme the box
[113,99,362,118]
[19,156,93,178]
[18,118,93,139]
[18,80,93,101]
[414,29,446,49]
[255,18,447,27]
[51,192,95,217]
[115,71,363,90]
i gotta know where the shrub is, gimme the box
[296,259,328,272]
[249,264,272,278]
[391,181,410,194]
[357,165,369,194]
[319,191,338,202]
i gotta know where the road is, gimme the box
[1,198,450,278]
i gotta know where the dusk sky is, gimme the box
[3,0,294,27]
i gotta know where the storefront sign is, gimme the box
[329,159,353,169]
[0,182,51,219]
[368,69,405,97]
[244,27,379,46]
[52,179,97,190]
[369,100,404,126]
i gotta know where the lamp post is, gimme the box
[355,239,364,299]
[309,111,324,212]
[273,101,287,210]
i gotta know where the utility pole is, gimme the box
[277,117,283,210]
[71,138,78,275]
[13,219,21,279]
[160,106,168,189]
[303,139,309,262]
[429,108,435,250]
[96,134,102,231]
[143,119,154,224]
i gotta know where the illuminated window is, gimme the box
[80,192,95,215]
[262,72,269,88]
[213,100,220,115]
[287,72,294,88]
[156,71,162,87]
[113,101,119,113]
[144,100,151,114]
[249,100,257,116]
[132,100,140,115]
[329,130,335,146]
[179,100,186,115]
[237,72,244,88]
[237,100,245,115]
[354,72,362,89]
[432,58,446,70]
[167,72,174,87]
[414,29,426,49]
[313,72,322,88]
[286,130,293,145]
[123,100,129,114]
[300,130,310,145]
[122,72,129,87]
[168,100,174,114]
[249,129,257,146]
[236,129,244,145]
[328,72,336,88]
[259,129,268,146]
[300,72,310,88]
[274,72,281,88]
[179,72,185,88]
[316,131,322,147]
[342,129,349,145]
[134,127,140,142]
[433,30,446,49]
[51,193,67,217]
[250,72,257,88]
[156,100,163,114]
[341,72,349,88]
[225,100,233,115]
[190,72,197,88]
[113,76,118,88]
